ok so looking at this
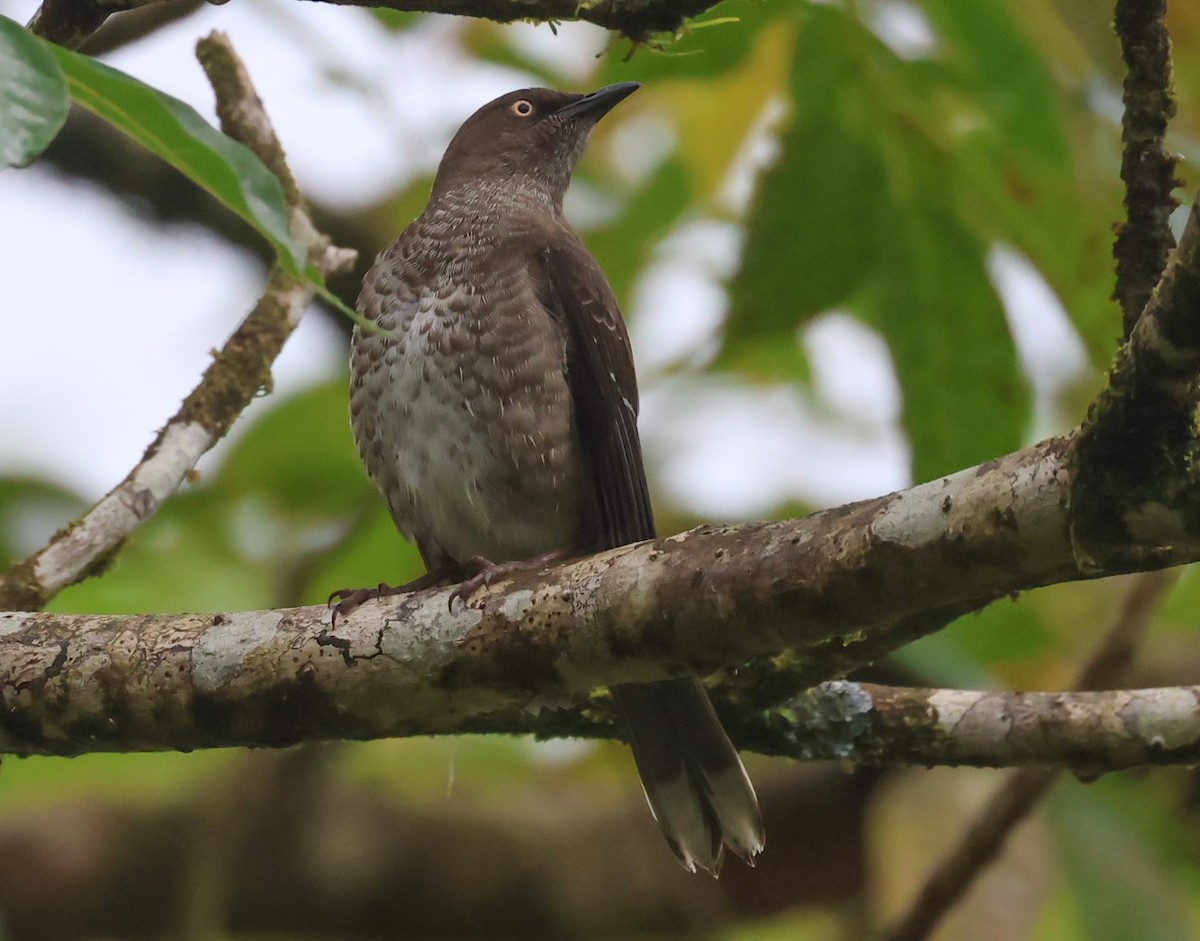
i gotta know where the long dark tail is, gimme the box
[610,677,764,876]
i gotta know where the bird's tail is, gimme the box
[610,677,764,876]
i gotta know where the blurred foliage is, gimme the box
[4,0,1200,936]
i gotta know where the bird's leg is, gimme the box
[447,550,569,610]
[328,566,460,625]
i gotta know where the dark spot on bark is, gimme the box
[440,618,559,695]
[316,630,355,667]
[0,690,47,751]
[190,669,354,749]
[15,641,68,694]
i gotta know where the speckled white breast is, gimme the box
[350,204,582,566]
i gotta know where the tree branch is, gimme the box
[0,33,357,612]
[28,0,718,49]
[732,678,1200,773]
[1,464,1199,765]
[2,369,1200,756]
[1113,0,1178,337]
[1069,187,1200,571]
[6,567,1200,771]
[0,432,1059,752]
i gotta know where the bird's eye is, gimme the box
[511,100,535,118]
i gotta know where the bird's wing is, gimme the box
[534,233,655,551]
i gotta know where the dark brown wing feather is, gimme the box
[534,230,763,875]
[535,237,655,551]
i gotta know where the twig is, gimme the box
[26,0,147,49]
[0,34,356,612]
[196,33,304,210]
[81,0,206,55]
[879,570,1177,941]
[1112,0,1178,337]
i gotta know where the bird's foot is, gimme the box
[328,570,450,626]
[447,550,567,611]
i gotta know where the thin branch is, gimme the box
[1113,0,1178,337]
[80,0,206,55]
[26,0,150,49]
[879,569,1176,941]
[0,34,356,612]
[880,769,1055,941]
[196,33,305,210]
[730,676,1198,773]
[28,0,718,49]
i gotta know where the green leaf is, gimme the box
[721,7,886,375]
[215,379,368,515]
[51,491,276,615]
[0,14,68,168]
[899,596,1055,683]
[48,43,306,272]
[866,208,1026,482]
[1160,563,1200,629]
[0,476,85,568]
[725,113,886,351]
[305,503,424,608]
[920,0,1067,164]
[727,7,1029,475]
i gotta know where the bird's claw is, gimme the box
[447,557,497,612]
[445,552,565,612]
[327,583,394,627]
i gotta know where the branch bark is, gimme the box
[3,374,1200,758]
[6,569,1200,771]
[0,433,1069,754]
[1070,186,1200,572]
[28,0,718,49]
[1113,0,1178,337]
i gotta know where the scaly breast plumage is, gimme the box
[350,260,581,563]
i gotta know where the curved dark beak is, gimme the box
[555,82,640,122]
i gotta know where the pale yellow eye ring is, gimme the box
[511,100,534,117]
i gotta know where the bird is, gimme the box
[332,82,764,875]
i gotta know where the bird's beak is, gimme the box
[555,82,640,122]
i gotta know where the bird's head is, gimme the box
[431,83,640,211]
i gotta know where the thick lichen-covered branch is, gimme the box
[1070,189,1200,571]
[3,431,1200,759]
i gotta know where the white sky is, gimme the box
[0,0,1088,522]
